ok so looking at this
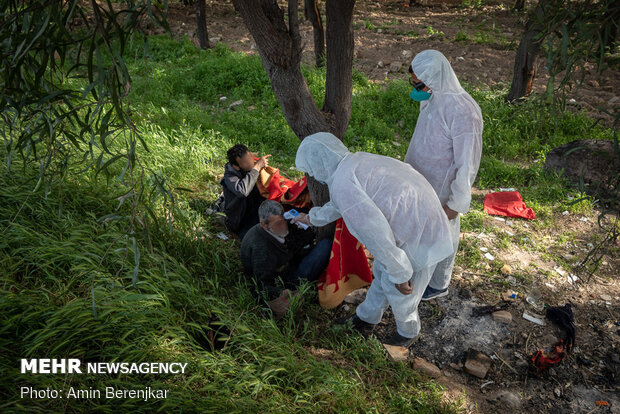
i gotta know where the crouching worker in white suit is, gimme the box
[293,132,454,347]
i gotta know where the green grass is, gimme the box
[1,33,616,412]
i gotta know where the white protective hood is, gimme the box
[410,49,465,94]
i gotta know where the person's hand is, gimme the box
[253,154,271,171]
[395,281,413,295]
[292,212,312,226]
[443,205,459,220]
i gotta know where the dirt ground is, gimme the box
[162,0,619,126]
[156,2,619,413]
[333,206,620,414]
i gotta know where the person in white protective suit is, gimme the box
[292,132,454,347]
[405,50,483,301]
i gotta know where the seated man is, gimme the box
[220,144,271,239]
[241,200,332,318]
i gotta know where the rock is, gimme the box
[377,28,383,33]
[449,362,463,371]
[383,344,409,362]
[492,310,512,324]
[464,348,493,378]
[401,50,413,60]
[501,264,513,275]
[344,288,367,305]
[389,61,402,73]
[544,139,619,201]
[209,36,221,43]
[412,358,441,378]
[228,100,243,110]
[600,294,612,302]
[377,60,384,68]
[493,390,521,409]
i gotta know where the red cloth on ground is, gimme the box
[318,219,373,309]
[483,191,536,219]
[530,340,567,376]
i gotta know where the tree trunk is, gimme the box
[232,0,355,240]
[512,0,525,11]
[506,0,546,102]
[304,0,325,67]
[323,0,355,138]
[194,0,210,49]
[601,7,619,53]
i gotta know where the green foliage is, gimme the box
[533,0,620,103]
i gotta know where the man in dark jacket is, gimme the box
[220,144,271,239]
[241,200,332,318]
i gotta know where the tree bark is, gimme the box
[506,0,546,102]
[512,0,525,11]
[231,0,355,240]
[323,0,355,138]
[193,0,211,49]
[304,0,325,67]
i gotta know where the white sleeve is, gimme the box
[337,189,413,285]
[308,201,342,227]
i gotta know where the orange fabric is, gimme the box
[256,166,312,209]
[318,219,373,309]
[483,191,536,220]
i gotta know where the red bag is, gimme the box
[483,191,536,220]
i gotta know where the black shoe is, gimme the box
[421,286,449,301]
[382,332,418,348]
[334,314,375,336]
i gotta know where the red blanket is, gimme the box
[256,166,311,208]
[483,191,536,220]
[318,219,373,309]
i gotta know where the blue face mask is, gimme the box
[410,88,431,101]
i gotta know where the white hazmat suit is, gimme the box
[405,50,483,292]
[296,132,454,338]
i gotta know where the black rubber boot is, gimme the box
[334,313,376,337]
[382,332,418,348]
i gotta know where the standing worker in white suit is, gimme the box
[405,50,483,301]
[293,132,454,347]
